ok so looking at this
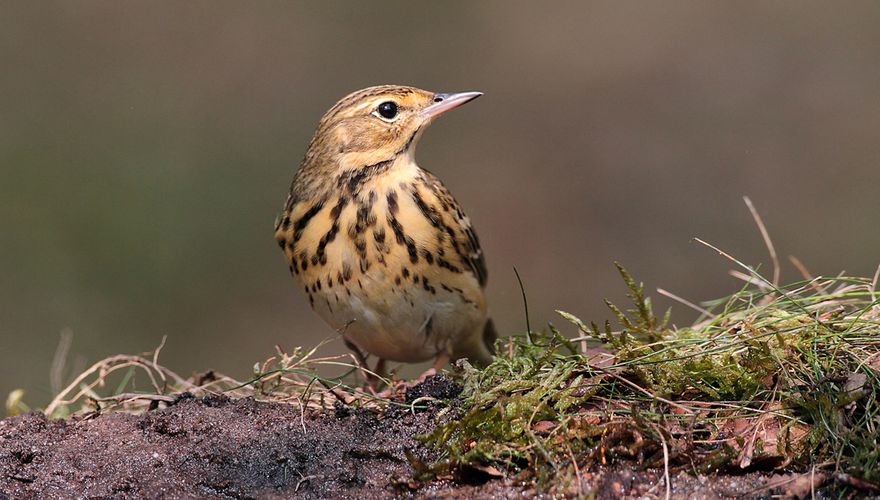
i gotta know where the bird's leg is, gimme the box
[343,340,390,392]
[366,358,387,393]
[415,350,450,384]
[344,339,369,369]
[344,339,377,389]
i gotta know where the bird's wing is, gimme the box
[418,170,488,288]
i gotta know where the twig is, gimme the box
[152,335,168,388]
[744,196,780,286]
[788,256,828,295]
[811,466,816,500]
[294,474,316,493]
[695,238,820,321]
[565,443,583,497]
[736,474,801,497]
[649,423,671,500]
[657,288,714,318]
[589,364,694,415]
[45,355,194,416]
[46,355,145,416]
[834,472,880,493]
[871,263,880,302]
[727,270,771,290]
[296,396,307,434]
[94,393,176,404]
[50,329,73,395]
[514,267,532,343]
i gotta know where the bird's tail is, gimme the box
[452,318,498,367]
[482,318,498,356]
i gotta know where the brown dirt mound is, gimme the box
[0,377,844,498]
[1,393,445,498]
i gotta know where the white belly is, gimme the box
[310,264,483,362]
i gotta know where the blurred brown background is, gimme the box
[2,2,879,406]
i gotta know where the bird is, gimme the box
[274,85,495,385]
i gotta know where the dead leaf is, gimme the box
[469,463,504,477]
[844,372,867,394]
[834,472,880,493]
[865,353,880,372]
[532,420,556,433]
[768,471,828,499]
[719,403,809,469]
[584,345,616,369]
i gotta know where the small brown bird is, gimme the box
[274,85,495,382]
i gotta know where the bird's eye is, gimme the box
[376,101,398,120]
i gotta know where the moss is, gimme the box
[423,265,880,488]
[424,331,600,483]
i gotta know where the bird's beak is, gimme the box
[422,91,483,119]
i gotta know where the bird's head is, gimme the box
[302,85,482,172]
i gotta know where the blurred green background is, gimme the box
[2,2,879,407]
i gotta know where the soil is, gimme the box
[0,376,849,499]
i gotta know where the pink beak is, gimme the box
[421,91,483,119]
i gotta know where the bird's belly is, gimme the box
[312,282,476,362]
[303,255,484,363]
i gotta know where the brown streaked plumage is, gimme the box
[274,85,495,382]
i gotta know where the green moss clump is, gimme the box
[424,331,601,483]
[423,265,880,489]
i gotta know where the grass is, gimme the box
[423,262,880,492]
[37,337,411,420]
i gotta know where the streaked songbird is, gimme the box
[274,85,495,384]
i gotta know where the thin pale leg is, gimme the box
[415,350,450,384]
[367,358,387,392]
[344,339,369,370]
[344,339,383,391]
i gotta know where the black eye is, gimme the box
[377,101,398,119]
